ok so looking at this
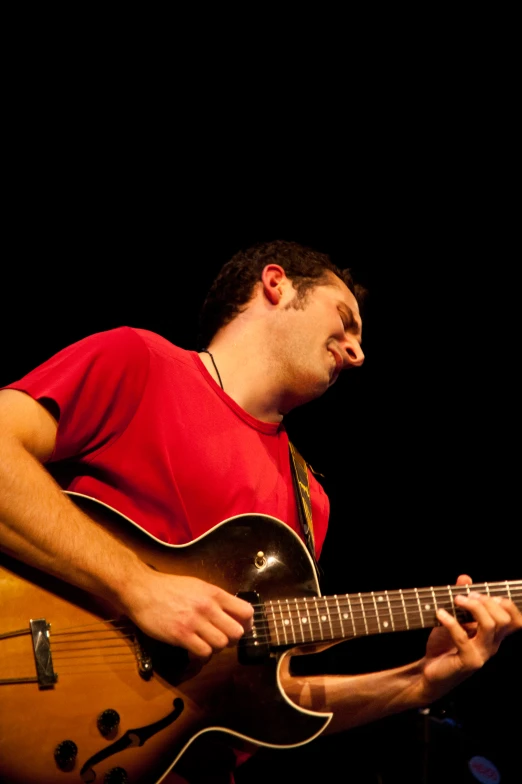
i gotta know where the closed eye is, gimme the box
[339,306,362,342]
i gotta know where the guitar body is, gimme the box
[0,493,332,784]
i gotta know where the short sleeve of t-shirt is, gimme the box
[3,327,149,463]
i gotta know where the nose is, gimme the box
[341,337,365,369]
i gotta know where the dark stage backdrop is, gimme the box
[2,210,520,783]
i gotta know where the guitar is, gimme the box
[1,492,520,784]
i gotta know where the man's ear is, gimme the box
[261,264,287,305]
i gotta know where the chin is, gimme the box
[313,376,332,398]
[295,368,331,403]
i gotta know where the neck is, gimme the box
[199,331,289,423]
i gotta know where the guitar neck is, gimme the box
[264,580,522,648]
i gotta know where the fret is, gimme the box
[262,580,520,652]
[303,598,313,642]
[288,599,299,643]
[333,595,346,637]
[430,586,437,623]
[295,599,307,643]
[268,602,280,646]
[269,601,279,645]
[385,590,395,631]
[447,586,456,617]
[324,597,334,639]
[371,592,382,633]
[399,589,409,629]
[285,599,297,644]
[415,587,425,627]
[275,599,287,646]
[313,597,324,641]
[345,593,356,636]
[374,593,391,631]
[358,593,369,635]
[419,588,435,624]
[317,597,334,640]
[337,598,350,634]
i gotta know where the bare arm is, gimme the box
[0,389,253,658]
[280,575,522,733]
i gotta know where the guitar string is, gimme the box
[19,584,520,641]
[43,605,522,658]
[45,604,522,653]
[247,584,522,646]
[34,584,521,653]
[23,600,522,661]
[257,590,522,624]
[260,598,522,621]
[254,584,522,617]
[57,579,521,631]
[41,582,522,638]
[42,603,514,659]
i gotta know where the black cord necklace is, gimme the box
[200,349,224,390]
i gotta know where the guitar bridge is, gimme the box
[30,618,57,688]
[0,618,57,688]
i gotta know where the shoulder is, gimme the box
[129,328,188,359]
[73,326,150,356]
[60,326,194,387]
[55,326,187,371]
[3,327,159,403]
[129,329,199,376]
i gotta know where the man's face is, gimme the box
[274,272,365,405]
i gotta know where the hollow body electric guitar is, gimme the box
[1,493,520,784]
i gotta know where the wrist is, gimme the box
[98,550,152,618]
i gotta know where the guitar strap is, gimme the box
[288,441,323,580]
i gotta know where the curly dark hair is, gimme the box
[198,240,367,346]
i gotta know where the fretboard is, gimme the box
[263,580,522,648]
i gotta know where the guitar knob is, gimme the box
[97,708,121,738]
[104,767,129,783]
[54,739,78,770]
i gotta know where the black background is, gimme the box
[2,51,520,783]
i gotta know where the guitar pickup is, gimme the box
[236,591,270,664]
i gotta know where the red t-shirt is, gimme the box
[4,326,330,783]
[5,326,329,553]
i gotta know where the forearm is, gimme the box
[281,588,522,735]
[0,435,254,655]
[281,656,427,734]
[0,437,146,612]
